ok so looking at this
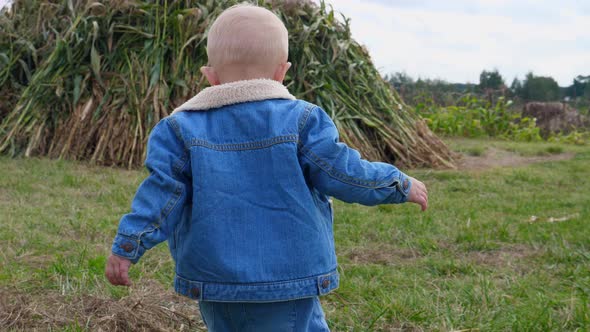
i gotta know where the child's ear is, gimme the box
[200,66,220,86]
[273,62,291,83]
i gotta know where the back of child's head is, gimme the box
[206,4,289,81]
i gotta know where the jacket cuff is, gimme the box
[111,233,146,264]
[385,171,412,204]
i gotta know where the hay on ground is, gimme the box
[0,282,204,331]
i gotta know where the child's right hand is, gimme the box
[408,176,428,211]
[105,254,132,286]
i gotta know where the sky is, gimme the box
[317,0,590,86]
[2,0,587,86]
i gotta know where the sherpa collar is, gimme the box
[172,79,296,114]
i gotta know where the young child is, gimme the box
[105,4,428,331]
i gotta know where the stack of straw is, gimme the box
[0,0,455,168]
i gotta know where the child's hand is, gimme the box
[105,254,132,286]
[408,176,428,211]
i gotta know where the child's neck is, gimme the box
[217,66,275,85]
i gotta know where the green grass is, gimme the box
[1,139,589,331]
[446,137,588,157]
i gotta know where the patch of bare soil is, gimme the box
[0,281,205,331]
[465,244,536,272]
[19,254,54,270]
[459,147,574,170]
[0,188,11,206]
[345,246,421,265]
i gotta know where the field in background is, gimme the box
[1,139,589,331]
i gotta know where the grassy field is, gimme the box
[0,138,589,331]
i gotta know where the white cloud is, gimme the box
[319,0,590,86]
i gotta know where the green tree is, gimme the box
[567,75,589,98]
[479,69,504,91]
[520,72,560,101]
[385,71,414,88]
[510,77,522,97]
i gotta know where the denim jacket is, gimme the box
[111,79,412,302]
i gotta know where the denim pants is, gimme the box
[198,297,330,332]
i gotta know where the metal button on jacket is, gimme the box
[190,287,200,298]
[120,242,134,253]
[321,279,330,289]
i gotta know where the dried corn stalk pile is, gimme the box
[0,0,455,168]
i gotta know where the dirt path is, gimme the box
[458,147,575,170]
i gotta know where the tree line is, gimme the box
[386,69,590,111]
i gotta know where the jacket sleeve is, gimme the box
[298,106,411,206]
[111,117,191,263]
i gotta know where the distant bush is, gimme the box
[548,131,589,145]
[414,95,590,144]
[417,95,541,141]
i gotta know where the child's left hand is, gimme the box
[407,176,428,211]
[105,254,132,286]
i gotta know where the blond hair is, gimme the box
[206,4,288,69]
